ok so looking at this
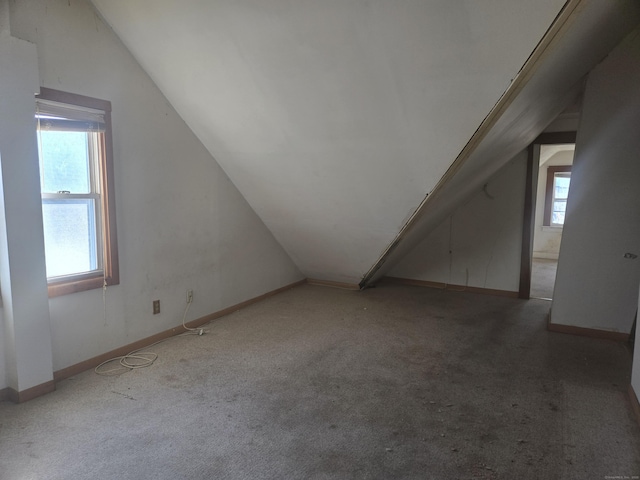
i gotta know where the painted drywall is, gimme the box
[388,151,526,292]
[91,0,567,284]
[532,147,574,260]
[0,32,54,392]
[2,0,302,378]
[368,0,640,285]
[551,25,640,334]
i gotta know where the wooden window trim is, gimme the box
[543,165,571,227]
[36,87,119,297]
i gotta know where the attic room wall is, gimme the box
[551,25,640,334]
[387,151,526,293]
[1,0,302,382]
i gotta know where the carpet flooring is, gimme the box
[1,283,638,479]
[531,258,558,300]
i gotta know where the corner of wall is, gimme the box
[388,151,528,294]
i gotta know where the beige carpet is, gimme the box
[1,283,638,479]
[531,258,558,299]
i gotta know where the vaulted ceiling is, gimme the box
[91,0,640,285]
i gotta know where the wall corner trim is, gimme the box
[547,321,630,342]
[629,385,640,428]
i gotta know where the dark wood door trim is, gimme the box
[519,145,536,299]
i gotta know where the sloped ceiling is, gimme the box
[91,0,568,284]
[364,0,640,285]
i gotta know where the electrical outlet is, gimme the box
[153,300,160,314]
[186,289,193,304]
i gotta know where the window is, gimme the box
[543,165,571,227]
[36,88,119,297]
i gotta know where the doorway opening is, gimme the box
[519,131,577,300]
[530,144,574,299]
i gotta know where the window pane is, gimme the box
[42,199,98,277]
[36,89,118,296]
[554,175,571,200]
[552,211,565,225]
[38,131,91,194]
[553,201,567,214]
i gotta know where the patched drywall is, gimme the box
[91,0,567,284]
[551,25,640,334]
[533,147,574,260]
[388,151,526,293]
[4,0,302,374]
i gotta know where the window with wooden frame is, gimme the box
[35,88,119,297]
[543,165,572,227]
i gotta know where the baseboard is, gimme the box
[0,387,9,402]
[5,380,56,403]
[629,385,640,427]
[306,278,361,290]
[382,277,519,298]
[53,278,306,383]
[547,320,630,342]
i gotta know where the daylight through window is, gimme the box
[36,88,119,297]
[543,165,572,227]
[550,172,570,225]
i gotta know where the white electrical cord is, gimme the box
[95,299,207,376]
[94,344,160,376]
[103,275,108,327]
[179,300,206,336]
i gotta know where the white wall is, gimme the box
[0,31,55,393]
[551,25,640,334]
[533,148,574,260]
[388,151,526,293]
[0,0,301,384]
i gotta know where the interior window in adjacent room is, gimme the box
[35,88,119,297]
[543,165,571,227]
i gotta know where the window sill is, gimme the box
[48,273,117,297]
[542,225,563,232]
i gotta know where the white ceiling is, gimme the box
[91,0,568,283]
[540,145,575,168]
